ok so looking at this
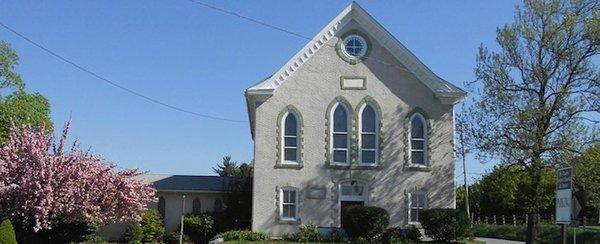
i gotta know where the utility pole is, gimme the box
[180,194,186,244]
[458,120,470,219]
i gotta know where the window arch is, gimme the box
[214,198,223,212]
[359,104,378,165]
[330,103,350,165]
[192,197,202,213]
[157,196,166,217]
[278,105,302,165]
[339,180,368,202]
[409,113,427,166]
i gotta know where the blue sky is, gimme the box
[0,0,521,182]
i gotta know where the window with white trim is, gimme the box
[359,104,378,165]
[409,114,427,166]
[408,191,427,223]
[282,112,299,163]
[331,103,350,165]
[279,187,298,221]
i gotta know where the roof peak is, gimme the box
[246,2,465,103]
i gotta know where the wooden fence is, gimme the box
[472,214,599,227]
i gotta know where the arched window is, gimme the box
[331,103,350,165]
[282,112,299,163]
[359,104,378,165]
[409,114,427,166]
[157,196,166,217]
[214,198,223,212]
[192,197,202,213]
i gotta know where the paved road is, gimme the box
[476,237,525,244]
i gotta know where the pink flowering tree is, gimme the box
[0,121,155,236]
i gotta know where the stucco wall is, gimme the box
[98,191,225,241]
[251,20,456,237]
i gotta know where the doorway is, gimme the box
[338,180,368,228]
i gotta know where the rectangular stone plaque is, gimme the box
[341,77,366,89]
[306,187,326,199]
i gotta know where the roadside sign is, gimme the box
[556,167,572,224]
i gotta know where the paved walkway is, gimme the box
[475,237,525,244]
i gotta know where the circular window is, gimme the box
[342,35,367,59]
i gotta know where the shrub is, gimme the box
[0,219,17,244]
[123,222,144,244]
[382,226,421,243]
[472,224,600,243]
[219,230,269,241]
[342,206,389,241]
[31,221,100,243]
[140,210,166,242]
[293,223,324,242]
[328,229,344,242]
[163,231,193,244]
[419,208,470,241]
[183,214,215,243]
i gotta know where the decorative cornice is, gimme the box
[245,2,467,100]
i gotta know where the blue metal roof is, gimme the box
[140,174,232,192]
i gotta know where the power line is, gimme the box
[184,0,415,75]
[0,21,247,123]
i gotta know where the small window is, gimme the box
[158,196,166,217]
[279,187,298,221]
[192,197,202,213]
[282,112,298,163]
[408,191,427,223]
[342,35,367,58]
[409,114,427,166]
[331,104,350,165]
[359,104,378,165]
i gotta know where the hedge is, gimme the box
[123,210,165,243]
[472,224,600,243]
[342,206,389,241]
[219,230,269,241]
[183,214,215,243]
[419,208,470,241]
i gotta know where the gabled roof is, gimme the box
[245,2,466,103]
[138,174,232,193]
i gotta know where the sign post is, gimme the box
[556,167,572,244]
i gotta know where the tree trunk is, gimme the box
[526,161,543,244]
[526,213,540,244]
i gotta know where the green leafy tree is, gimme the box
[0,40,52,145]
[0,90,52,145]
[212,156,253,229]
[0,40,23,90]
[572,144,600,222]
[466,0,598,242]
[469,165,555,217]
